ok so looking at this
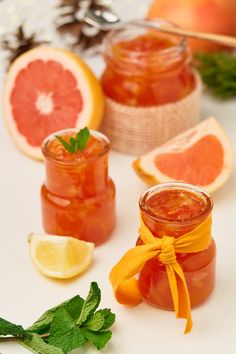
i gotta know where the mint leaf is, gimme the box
[81,329,112,350]
[55,127,90,154]
[96,309,116,330]
[64,296,84,322]
[84,312,105,332]
[23,333,64,354]
[28,295,84,334]
[69,137,76,150]
[75,127,90,151]
[77,282,101,326]
[0,317,31,340]
[84,309,115,331]
[55,136,75,154]
[48,308,86,353]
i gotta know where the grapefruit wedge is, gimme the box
[3,47,104,160]
[133,117,233,193]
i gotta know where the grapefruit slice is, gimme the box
[3,47,104,160]
[133,117,233,193]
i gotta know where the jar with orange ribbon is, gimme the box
[110,183,216,333]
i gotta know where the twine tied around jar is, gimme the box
[101,73,202,156]
[109,215,212,334]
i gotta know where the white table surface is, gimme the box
[0,2,236,354]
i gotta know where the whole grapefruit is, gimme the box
[147,0,236,53]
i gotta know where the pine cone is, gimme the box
[1,26,47,69]
[56,0,114,54]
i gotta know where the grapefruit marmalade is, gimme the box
[138,183,216,309]
[101,20,196,106]
[41,129,116,245]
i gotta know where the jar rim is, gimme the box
[104,18,188,61]
[139,182,213,227]
[41,128,110,165]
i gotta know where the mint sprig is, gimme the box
[56,127,90,154]
[0,282,115,353]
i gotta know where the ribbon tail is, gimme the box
[110,244,161,306]
[166,263,193,334]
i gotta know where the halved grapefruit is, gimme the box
[3,47,104,160]
[133,117,233,193]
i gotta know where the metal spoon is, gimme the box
[84,9,236,48]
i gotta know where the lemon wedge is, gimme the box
[28,233,94,279]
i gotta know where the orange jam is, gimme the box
[101,22,196,106]
[41,129,116,245]
[138,183,216,310]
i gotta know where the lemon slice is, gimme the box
[28,233,94,279]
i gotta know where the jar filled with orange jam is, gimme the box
[41,129,116,245]
[101,21,196,106]
[101,20,200,155]
[138,183,216,310]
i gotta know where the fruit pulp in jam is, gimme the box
[101,32,196,106]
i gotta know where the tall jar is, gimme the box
[101,19,201,155]
[41,129,116,245]
[138,182,216,309]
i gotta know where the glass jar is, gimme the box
[41,129,116,245]
[138,183,216,310]
[101,19,196,106]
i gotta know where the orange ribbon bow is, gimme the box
[110,215,212,334]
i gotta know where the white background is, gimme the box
[0,1,236,354]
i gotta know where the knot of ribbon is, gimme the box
[110,215,212,334]
[159,236,176,265]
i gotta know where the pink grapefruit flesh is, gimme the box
[133,117,232,193]
[3,47,105,160]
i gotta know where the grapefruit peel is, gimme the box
[133,117,233,193]
[3,47,105,160]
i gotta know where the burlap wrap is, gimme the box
[101,75,202,156]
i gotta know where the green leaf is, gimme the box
[81,328,112,350]
[55,127,90,155]
[96,309,116,330]
[55,136,75,154]
[28,295,84,335]
[77,282,101,326]
[75,127,90,151]
[22,333,64,354]
[195,52,236,99]
[69,137,76,150]
[48,308,86,353]
[84,312,105,332]
[0,317,31,340]
[84,309,115,331]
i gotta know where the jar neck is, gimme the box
[44,154,109,199]
[139,183,213,239]
[104,20,191,76]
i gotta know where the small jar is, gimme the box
[41,129,116,245]
[101,19,201,155]
[138,183,216,310]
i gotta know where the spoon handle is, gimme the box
[155,25,236,48]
